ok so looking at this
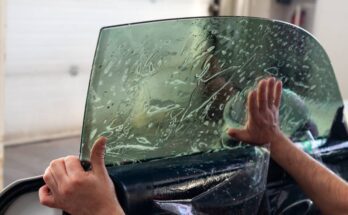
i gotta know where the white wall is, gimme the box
[5,0,211,145]
[312,0,348,100]
[0,0,6,187]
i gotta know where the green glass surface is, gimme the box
[80,17,342,166]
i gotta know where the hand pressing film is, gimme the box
[228,77,283,146]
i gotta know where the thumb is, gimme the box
[90,136,108,174]
[227,128,251,142]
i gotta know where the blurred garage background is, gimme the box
[0,0,347,187]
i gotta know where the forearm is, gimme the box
[271,132,348,215]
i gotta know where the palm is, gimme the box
[228,78,282,145]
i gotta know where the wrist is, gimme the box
[98,207,125,215]
[96,201,125,215]
[115,207,125,215]
[113,208,125,215]
[269,130,287,151]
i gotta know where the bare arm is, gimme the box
[271,133,348,215]
[228,78,348,215]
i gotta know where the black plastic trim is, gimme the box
[0,176,44,214]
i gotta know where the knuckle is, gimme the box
[49,159,59,168]
[39,196,47,205]
[70,176,83,186]
[39,196,55,207]
[49,160,55,167]
[39,197,50,205]
[61,186,73,196]
[43,172,50,182]
[65,155,78,162]
[50,158,65,167]
[65,155,75,160]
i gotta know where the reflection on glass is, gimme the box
[80,17,342,165]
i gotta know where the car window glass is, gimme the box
[80,17,343,166]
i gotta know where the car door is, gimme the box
[0,17,346,215]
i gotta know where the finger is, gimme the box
[247,90,258,120]
[50,158,68,184]
[227,128,252,143]
[64,155,84,176]
[39,185,56,208]
[274,80,283,108]
[257,79,268,111]
[267,77,276,107]
[90,136,108,174]
[43,167,58,194]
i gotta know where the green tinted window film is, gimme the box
[80,17,342,165]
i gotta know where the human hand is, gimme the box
[39,137,125,215]
[227,77,283,145]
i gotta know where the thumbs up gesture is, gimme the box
[39,137,125,215]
